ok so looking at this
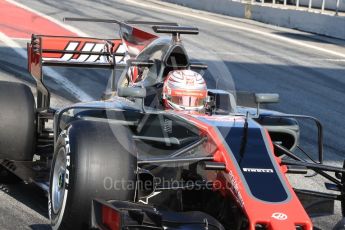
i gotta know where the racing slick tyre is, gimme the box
[0,81,35,183]
[49,119,137,230]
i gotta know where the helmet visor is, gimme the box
[171,95,206,108]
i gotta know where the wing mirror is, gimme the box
[255,93,279,104]
[118,87,146,98]
[255,93,280,115]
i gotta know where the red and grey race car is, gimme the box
[0,18,344,230]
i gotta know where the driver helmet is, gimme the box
[162,70,207,111]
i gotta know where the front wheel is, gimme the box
[49,120,137,230]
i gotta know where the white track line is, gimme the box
[0,33,28,58]
[127,0,345,59]
[0,32,93,101]
[11,37,31,41]
[2,0,93,101]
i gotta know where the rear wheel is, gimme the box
[0,81,35,183]
[49,120,137,230]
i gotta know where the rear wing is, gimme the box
[27,27,158,110]
[27,35,125,81]
[27,35,128,109]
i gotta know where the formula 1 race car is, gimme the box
[1,18,345,230]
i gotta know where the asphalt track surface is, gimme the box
[0,0,345,229]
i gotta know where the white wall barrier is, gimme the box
[163,0,345,40]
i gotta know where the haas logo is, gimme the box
[43,41,126,63]
[56,42,108,62]
[271,212,288,220]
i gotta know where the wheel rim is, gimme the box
[52,148,67,214]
